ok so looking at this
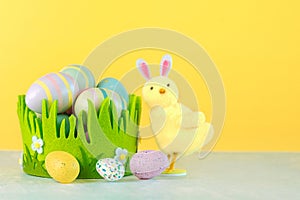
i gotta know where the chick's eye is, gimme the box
[167,83,170,87]
[150,86,154,90]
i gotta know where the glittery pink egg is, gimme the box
[130,150,169,180]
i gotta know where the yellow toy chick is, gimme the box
[137,55,214,176]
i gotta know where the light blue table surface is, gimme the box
[0,151,299,200]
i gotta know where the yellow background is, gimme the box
[0,1,299,151]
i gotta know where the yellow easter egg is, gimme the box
[45,151,80,184]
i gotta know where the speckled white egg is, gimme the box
[26,72,79,114]
[60,65,95,92]
[130,150,169,180]
[97,77,129,103]
[96,158,125,181]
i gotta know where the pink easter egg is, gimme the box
[130,150,169,180]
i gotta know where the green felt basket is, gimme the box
[17,95,141,179]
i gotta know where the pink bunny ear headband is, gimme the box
[136,55,172,80]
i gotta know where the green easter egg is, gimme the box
[56,114,70,138]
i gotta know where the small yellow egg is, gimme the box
[45,151,80,184]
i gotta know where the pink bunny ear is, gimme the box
[136,59,151,80]
[160,54,172,77]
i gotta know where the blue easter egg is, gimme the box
[97,78,128,103]
[60,65,95,92]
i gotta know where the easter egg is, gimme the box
[74,87,127,121]
[74,88,104,122]
[45,151,80,183]
[99,88,127,117]
[60,65,95,92]
[25,72,79,114]
[97,77,129,103]
[96,158,125,181]
[130,150,169,180]
[56,114,70,137]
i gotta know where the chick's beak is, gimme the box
[159,88,166,94]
